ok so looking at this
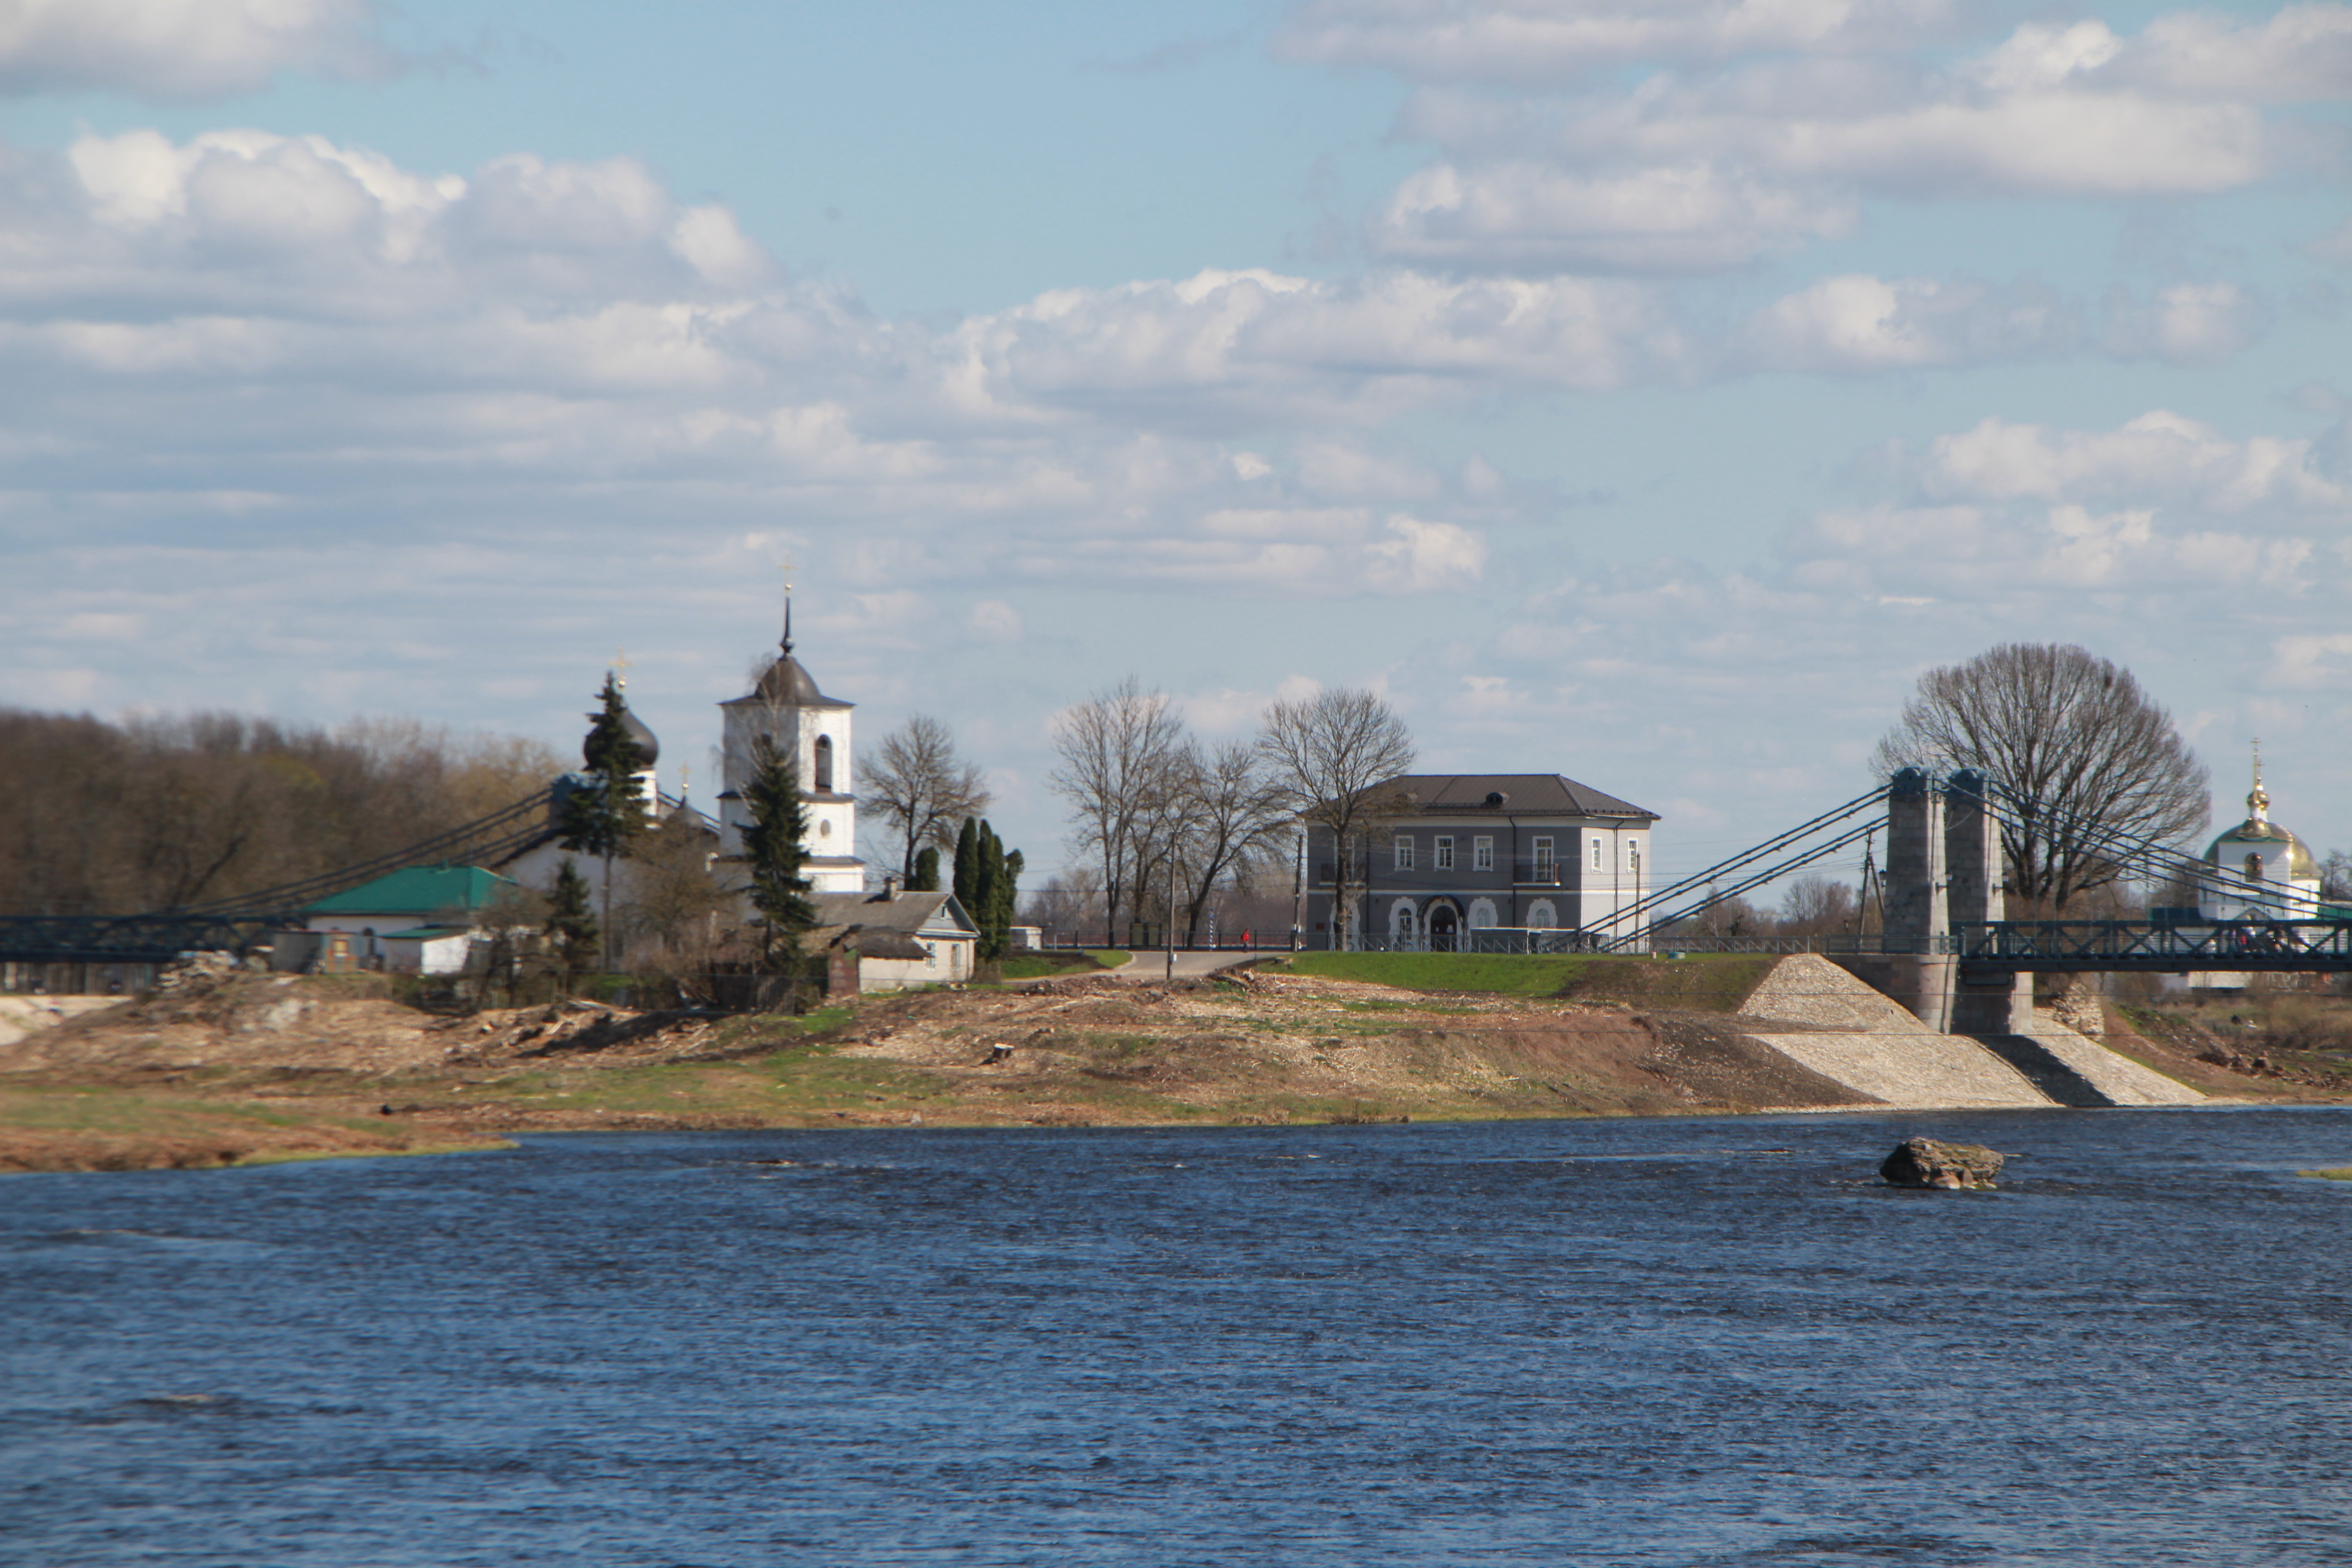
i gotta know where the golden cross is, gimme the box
[614,646,631,692]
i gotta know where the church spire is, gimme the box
[2248,739,2269,824]
[779,555,794,658]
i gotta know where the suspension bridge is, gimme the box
[1419,765,2352,1031]
[0,785,561,989]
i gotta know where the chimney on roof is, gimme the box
[881,872,902,900]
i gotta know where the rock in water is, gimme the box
[1880,1136,2004,1190]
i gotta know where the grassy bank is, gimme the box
[1275,951,1777,1013]
[0,1081,514,1172]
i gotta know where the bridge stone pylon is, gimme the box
[1877,769,2032,1035]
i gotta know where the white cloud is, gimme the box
[1372,159,1852,273]
[0,0,395,103]
[1364,513,1488,591]
[1279,0,1958,83]
[1345,5,2334,275]
[969,599,1025,641]
[2100,282,2263,365]
[1918,412,2345,513]
[1738,273,2076,371]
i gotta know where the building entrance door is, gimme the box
[1427,903,1459,952]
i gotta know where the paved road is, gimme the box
[1102,949,1267,982]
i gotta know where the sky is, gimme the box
[4,0,2352,893]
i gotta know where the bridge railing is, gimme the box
[1953,919,2352,969]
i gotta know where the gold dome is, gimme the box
[2203,744,2316,878]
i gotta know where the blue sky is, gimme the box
[5,0,2352,888]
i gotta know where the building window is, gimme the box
[1591,838,1603,871]
[1628,843,1641,880]
[1394,834,1414,871]
[1469,899,1498,928]
[1532,837,1554,877]
[925,943,937,968]
[1473,836,1494,871]
[814,735,834,792]
[1434,836,1454,870]
[1527,900,1556,929]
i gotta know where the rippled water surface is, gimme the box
[6,1109,2352,1566]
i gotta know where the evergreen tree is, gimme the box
[952,817,979,910]
[972,820,1000,957]
[910,845,940,892]
[951,818,1025,960]
[742,735,817,973]
[557,673,649,970]
[996,846,1024,956]
[543,858,599,993]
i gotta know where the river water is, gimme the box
[5,1109,2351,1567]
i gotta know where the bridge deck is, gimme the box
[1951,920,2352,972]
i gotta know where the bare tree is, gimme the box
[1872,643,2210,913]
[0,707,561,916]
[1256,688,1416,951]
[1049,676,1189,945]
[1019,867,1103,948]
[862,714,991,881]
[1776,875,1856,935]
[1169,738,1288,944]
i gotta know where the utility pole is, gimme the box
[1291,829,1305,951]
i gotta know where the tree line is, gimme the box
[0,709,559,916]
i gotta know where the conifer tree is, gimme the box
[557,673,650,970]
[543,858,599,994]
[950,818,1025,959]
[972,820,1000,956]
[910,845,940,892]
[742,735,817,975]
[952,817,979,910]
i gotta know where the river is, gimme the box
[6,1109,2351,1566]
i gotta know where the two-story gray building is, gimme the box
[1303,773,1659,951]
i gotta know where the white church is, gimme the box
[714,604,866,892]
[2194,749,2323,921]
[495,603,980,988]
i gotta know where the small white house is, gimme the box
[809,887,980,992]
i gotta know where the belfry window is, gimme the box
[814,735,834,792]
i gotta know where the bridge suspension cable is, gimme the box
[1600,817,1885,950]
[1586,784,1892,942]
[170,785,557,918]
[1977,778,2267,911]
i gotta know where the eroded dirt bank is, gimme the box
[0,962,2318,1172]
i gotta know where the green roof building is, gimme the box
[306,865,516,924]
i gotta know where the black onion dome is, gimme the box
[584,703,660,768]
[622,705,659,766]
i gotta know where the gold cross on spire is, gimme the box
[613,645,631,693]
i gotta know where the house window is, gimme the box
[925,943,937,968]
[1628,843,1642,880]
[1473,836,1494,871]
[1394,834,1414,871]
[1434,836,1454,870]
[1591,838,1603,872]
[1532,837,1554,877]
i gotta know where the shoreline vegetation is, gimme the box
[3,953,2347,1174]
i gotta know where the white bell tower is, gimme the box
[716,597,864,892]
